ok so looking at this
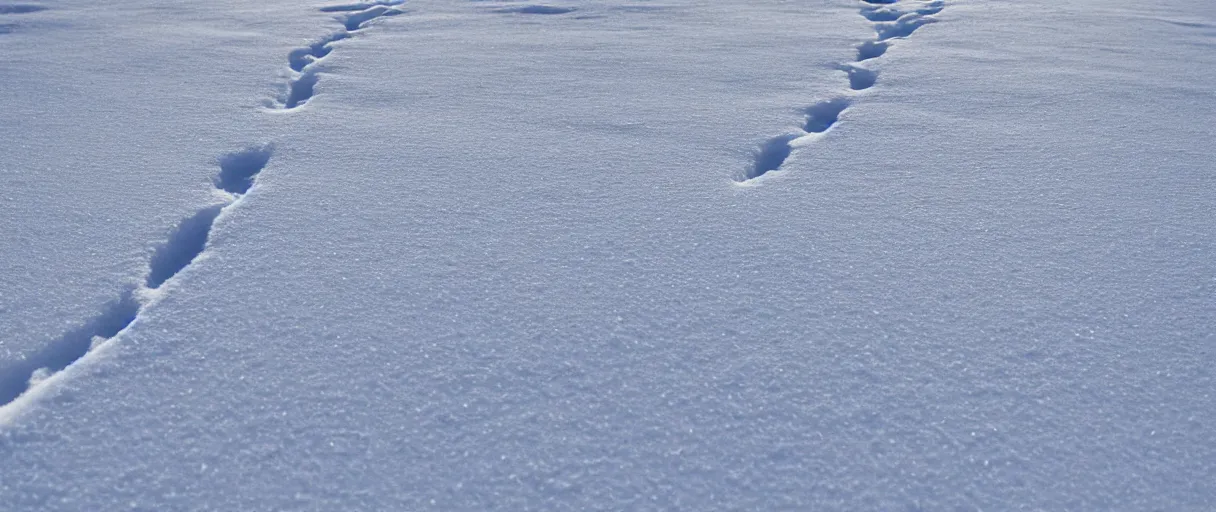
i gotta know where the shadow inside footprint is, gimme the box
[215,146,274,195]
[876,15,936,40]
[494,5,576,15]
[804,98,851,133]
[856,41,889,61]
[861,8,901,22]
[838,64,878,90]
[320,1,402,12]
[0,4,47,14]
[744,134,799,181]
[285,72,319,109]
[288,33,349,72]
[146,205,226,289]
[917,1,945,16]
[344,6,403,31]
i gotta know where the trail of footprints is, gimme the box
[4,0,936,410]
[740,0,944,183]
[277,1,404,109]
[0,148,274,406]
[0,1,405,411]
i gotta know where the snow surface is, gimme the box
[2,0,1214,509]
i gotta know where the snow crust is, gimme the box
[1,0,1214,509]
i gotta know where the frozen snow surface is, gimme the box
[2,0,1214,509]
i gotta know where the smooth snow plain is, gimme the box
[1,0,1214,509]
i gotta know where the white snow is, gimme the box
[1,0,1214,509]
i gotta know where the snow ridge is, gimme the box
[0,147,273,410]
[739,0,944,183]
[275,0,405,109]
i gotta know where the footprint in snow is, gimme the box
[0,4,47,14]
[493,5,576,15]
